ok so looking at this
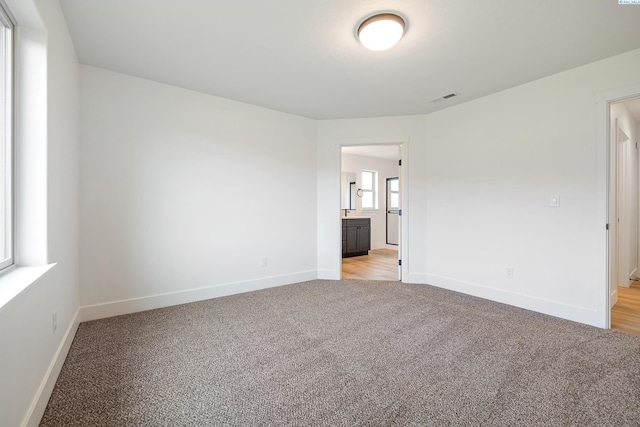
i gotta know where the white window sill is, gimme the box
[0,263,56,310]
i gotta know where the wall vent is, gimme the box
[430,92,460,103]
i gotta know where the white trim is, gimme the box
[596,83,640,104]
[597,85,640,329]
[400,139,409,282]
[340,136,408,146]
[368,242,397,251]
[630,268,637,280]
[425,274,600,326]
[338,136,410,281]
[610,288,618,309]
[0,1,12,273]
[596,99,611,328]
[402,272,428,284]
[317,269,340,280]
[80,271,318,322]
[23,308,80,427]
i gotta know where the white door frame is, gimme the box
[338,137,409,281]
[616,120,631,290]
[596,84,640,328]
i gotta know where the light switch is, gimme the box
[550,195,560,207]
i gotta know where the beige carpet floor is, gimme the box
[40,280,640,426]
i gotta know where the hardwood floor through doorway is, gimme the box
[611,280,640,337]
[342,248,399,281]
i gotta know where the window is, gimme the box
[388,177,399,209]
[0,4,12,271]
[361,170,378,209]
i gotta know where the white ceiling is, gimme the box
[59,0,640,120]
[342,145,400,161]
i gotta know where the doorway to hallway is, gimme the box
[609,96,640,335]
[611,279,640,336]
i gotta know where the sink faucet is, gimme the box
[344,209,349,217]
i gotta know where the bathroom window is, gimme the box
[361,170,378,210]
[0,4,13,271]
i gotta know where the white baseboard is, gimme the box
[23,308,80,427]
[630,268,637,280]
[371,242,399,250]
[80,271,318,322]
[318,270,340,280]
[425,274,599,327]
[402,272,428,284]
[610,288,618,309]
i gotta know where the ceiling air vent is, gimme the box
[430,92,460,103]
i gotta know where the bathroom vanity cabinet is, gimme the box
[342,218,370,258]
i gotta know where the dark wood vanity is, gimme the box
[342,218,371,258]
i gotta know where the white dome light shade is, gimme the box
[358,13,405,51]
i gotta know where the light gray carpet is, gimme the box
[40,280,640,426]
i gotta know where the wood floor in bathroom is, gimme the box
[342,248,399,281]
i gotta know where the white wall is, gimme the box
[0,0,80,426]
[79,66,317,318]
[341,152,399,249]
[423,49,640,327]
[319,48,640,327]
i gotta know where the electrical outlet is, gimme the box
[550,195,560,207]
[505,267,514,279]
[52,312,57,333]
[260,257,268,267]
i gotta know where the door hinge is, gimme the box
[398,209,402,216]
[399,159,402,166]
[606,223,609,230]
[398,259,402,266]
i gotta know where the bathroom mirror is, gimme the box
[341,171,357,210]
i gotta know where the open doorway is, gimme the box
[609,97,640,336]
[340,145,401,281]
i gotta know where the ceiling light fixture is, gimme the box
[357,13,405,51]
